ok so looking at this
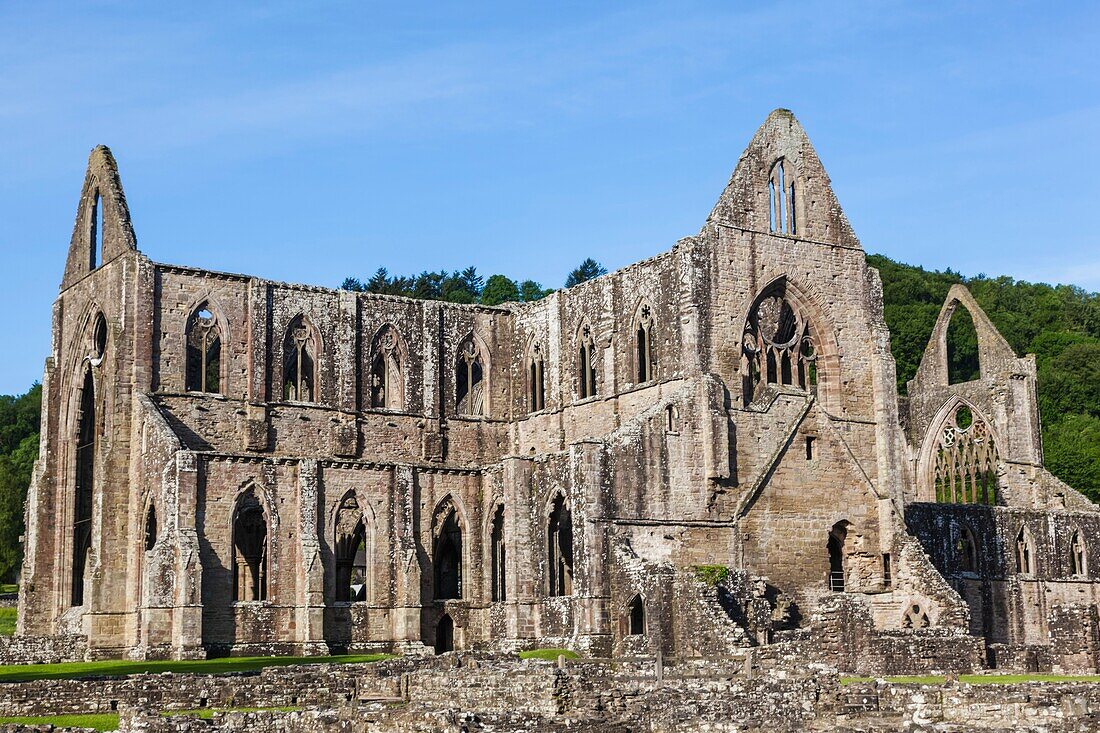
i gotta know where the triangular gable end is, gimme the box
[707,109,860,249]
[61,145,138,290]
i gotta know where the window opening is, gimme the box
[233,490,268,601]
[548,494,574,596]
[435,614,454,654]
[72,370,95,606]
[186,306,221,394]
[902,603,930,629]
[1015,527,1034,575]
[1070,531,1086,577]
[742,284,818,405]
[528,343,545,413]
[144,504,158,552]
[370,326,404,410]
[283,317,318,402]
[932,402,999,505]
[578,323,597,399]
[956,525,977,573]
[334,494,367,602]
[946,305,980,384]
[768,160,797,235]
[628,595,645,635]
[635,304,654,383]
[434,507,463,600]
[456,338,485,416]
[490,505,506,602]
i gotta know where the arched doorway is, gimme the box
[435,614,454,654]
[828,521,848,592]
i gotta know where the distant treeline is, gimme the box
[0,255,1096,581]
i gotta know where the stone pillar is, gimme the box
[571,440,612,654]
[171,451,204,659]
[296,460,327,654]
[390,465,424,649]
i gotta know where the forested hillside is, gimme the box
[0,256,1096,581]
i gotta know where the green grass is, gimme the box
[0,607,15,636]
[519,648,579,661]
[163,706,302,719]
[0,583,16,593]
[0,713,119,731]
[841,673,1100,685]
[0,653,391,683]
[693,565,730,586]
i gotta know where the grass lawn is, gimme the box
[163,706,302,719]
[519,648,579,661]
[841,673,1100,685]
[0,653,391,683]
[0,607,15,636]
[0,713,119,731]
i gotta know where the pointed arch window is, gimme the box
[956,524,978,573]
[233,489,268,602]
[283,316,319,402]
[578,322,597,399]
[627,594,646,635]
[144,503,158,552]
[370,325,404,410]
[1015,526,1035,576]
[456,336,486,417]
[72,369,96,606]
[434,504,463,600]
[186,304,222,394]
[92,313,108,361]
[931,403,999,505]
[548,493,574,597]
[635,303,655,383]
[490,505,506,602]
[1070,530,1087,578]
[89,191,102,270]
[768,159,797,235]
[527,343,545,413]
[334,494,368,602]
[742,282,818,404]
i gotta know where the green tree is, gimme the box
[565,258,607,288]
[481,275,520,306]
[520,280,552,302]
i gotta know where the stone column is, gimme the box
[296,460,327,654]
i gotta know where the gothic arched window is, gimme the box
[144,503,158,552]
[768,159,797,235]
[186,304,222,394]
[547,493,574,597]
[370,325,404,410]
[930,403,999,505]
[283,315,319,402]
[232,489,268,602]
[334,494,368,602]
[1070,530,1087,578]
[72,369,96,606]
[956,523,978,573]
[634,303,655,384]
[434,504,463,600]
[489,504,506,602]
[742,283,818,404]
[627,594,645,635]
[456,336,486,417]
[1015,527,1035,576]
[577,322,597,399]
[527,342,545,413]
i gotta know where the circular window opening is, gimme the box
[92,313,108,358]
[954,405,973,430]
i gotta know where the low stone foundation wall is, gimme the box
[0,634,85,665]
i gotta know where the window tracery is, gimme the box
[456,336,486,416]
[527,342,545,413]
[742,285,817,404]
[370,325,404,410]
[283,316,318,402]
[931,403,999,505]
[635,303,655,383]
[186,305,222,394]
[578,322,597,399]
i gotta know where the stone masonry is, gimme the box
[14,109,1100,673]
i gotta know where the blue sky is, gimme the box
[2,1,1099,394]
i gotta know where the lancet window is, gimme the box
[456,337,486,416]
[334,494,368,603]
[283,316,319,402]
[527,343,545,413]
[233,489,268,602]
[547,493,574,597]
[370,325,404,410]
[578,322,597,399]
[186,305,222,393]
[768,159,797,235]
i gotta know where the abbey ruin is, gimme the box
[13,109,1100,677]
